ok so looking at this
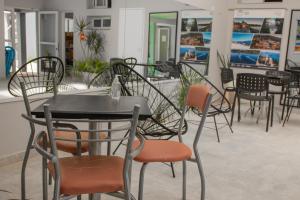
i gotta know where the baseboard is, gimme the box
[0,151,38,167]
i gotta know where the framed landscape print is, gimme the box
[286,10,300,67]
[230,9,285,69]
[180,10,213,64]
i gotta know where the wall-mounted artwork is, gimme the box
[180,10,212,63]
[294,20,300,52]
[230,9,285,69]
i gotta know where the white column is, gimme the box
[0,0,5,79]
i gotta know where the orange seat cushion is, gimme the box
[55,131,107,155]
[48,156,124,195]
[133,140,192,163]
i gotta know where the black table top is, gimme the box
[31,95,152,120]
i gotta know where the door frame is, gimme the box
[147,11,178,64]
[38,11,59,57]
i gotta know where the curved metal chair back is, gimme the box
[237,73,268,93]
[221,68,234,89]
[8,56,64,97]
[178,62,231,115]
[5,46,16,77]
[113,63,187,139]
[22,104,143,200]
[124,57,137,68]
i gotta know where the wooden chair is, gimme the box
[133,84,212,200]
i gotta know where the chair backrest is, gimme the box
[21,104,143,198]
[113,62,188,139]
[5,46,16,77]
[178,84,212,144]
[124,57,137,68]
[177,62,231,115]
[265,70,291,87]
[236,73,268,93]
[8,56,64,97]
[221,68,234,88]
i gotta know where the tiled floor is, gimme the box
[0,108,300,200]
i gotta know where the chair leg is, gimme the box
[170,162,176,178]
[283,98,292,126]
[271,96,274,127]
[266,100,272,132]
[194,148,205,200]
[138,163,148,200]
[213,116,220,143]
[237,97,241,122]
[287,99,296,122]
[223,113,233,134]
[230,93,237,127]
[42,135,48,200]
[182,160,187,200]
[21,132,35,200]
[281,92,287,121]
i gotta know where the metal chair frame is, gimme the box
[265,70,291,124]
[22,104,143,200]
[137,85,213,200]
[112,62,188,178]
[231,73,273,132]
[8,56,65,97]
[19,81,85,200]
[177,62,233,142]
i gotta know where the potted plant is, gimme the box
[217,51,235,104]
[73,17,109,85]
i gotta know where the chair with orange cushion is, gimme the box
[10,57,89,200]
[22,104,143,200]
[133,84,212,200]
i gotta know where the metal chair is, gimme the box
[231,73,273,132]
[282,70,300,126]
[8,56,66,97]
[178,62,233,143]
[5,46,15,77]
[112,62,188,178]
[22,104,143,200]
[265,70,291,124]
[221,68,235,93]
[134,84,212,200]
[8,57,81,200]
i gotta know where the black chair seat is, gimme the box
[239,93,271,101]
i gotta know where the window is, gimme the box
[91,16,111,29]
[94,0,107,8]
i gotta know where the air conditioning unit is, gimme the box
[93,0,112,8]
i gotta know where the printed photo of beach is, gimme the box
[231,49,260,66]
[195,47,210,61]
[231,33,254,49]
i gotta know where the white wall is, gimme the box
[43,0,195,62]
[4,0,44,9]
[0,0,5,79]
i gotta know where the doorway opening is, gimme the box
[4,9,38,75]
[64,12,74,76]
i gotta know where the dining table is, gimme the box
[31,94,152,200]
